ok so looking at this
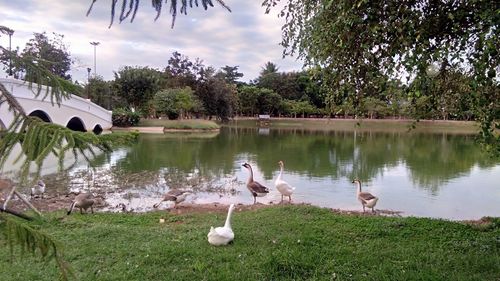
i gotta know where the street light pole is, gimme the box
[89,41,100,77]
[7,29,14,76]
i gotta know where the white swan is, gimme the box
[352,179,379,213]
[207,204,235,246]
[31,180,46,199]
[275,161,295,203]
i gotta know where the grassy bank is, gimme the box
[1,205,498,280]
[229,118,480,134]
[138,119,220,130]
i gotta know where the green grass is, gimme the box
[138,119,220,130]
[1,206,499,280]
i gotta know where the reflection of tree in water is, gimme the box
[82,128,498,195]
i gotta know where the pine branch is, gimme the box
[86,0,231,28]
[0,214,74,281]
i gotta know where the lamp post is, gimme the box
[7,28,14,76]
[89,41,100,77]
[86,67,92,99]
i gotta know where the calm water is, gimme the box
[32,123,500,220]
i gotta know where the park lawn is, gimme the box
[0,205,499,281]
[138,119,220,130]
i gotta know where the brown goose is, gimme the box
[352,179,379,213]
[153,189,191,209]
[242,163,269,204]
[67,193,97,215]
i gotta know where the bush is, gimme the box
[112,108,140,127]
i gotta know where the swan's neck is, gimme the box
[247,166,254,184]
[277,165,284,181]
[356,182,362,194]
[224,207,234,229]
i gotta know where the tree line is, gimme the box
[1,31,497,124]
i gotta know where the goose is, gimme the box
[67,193,97,215]
[352,179,379,213]
[242,163,269,204]
[31,180,46,199]
[207,204,235,246]
[153,189,191,209]
[275,161,295,203]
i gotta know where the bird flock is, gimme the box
[22,161,379,246]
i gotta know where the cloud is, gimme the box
[0,0,302,83]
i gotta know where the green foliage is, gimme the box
[84,76,116,110]
[264,0,499,152]
[0,214,73,281]
[113,66,162,111]
[112,108,140,127]
[215,65,244,84]
[97,131,140,147]
[196,78,237,121]
[3,32,73,81]
[153,87,197,119]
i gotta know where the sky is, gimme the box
[0,0,303,83]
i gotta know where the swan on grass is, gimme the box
[275,161,295,203]
[208,204,235,246]
[352,179,379,213]
[242,163,269,204]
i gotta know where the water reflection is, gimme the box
[8,126,499,220]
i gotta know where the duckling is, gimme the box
[153,189,191,209]
[67,193,97,215]
[31,180,46,199]
[242,163,269,204]
[352,179,379,213]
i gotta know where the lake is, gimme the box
[14,120,500,220]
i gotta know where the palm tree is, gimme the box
[260,61,280,76]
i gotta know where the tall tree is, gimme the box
[264,0,499,151]
[11,32,73,81]
[113,66,162,112]
[164,51,204,88]
[215,65,244,84]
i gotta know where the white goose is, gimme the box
[275,161,295,203]
[31,180,46,199]
[207,204,235,246]
[352,179,379,213]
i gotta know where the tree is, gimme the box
[164,51,204,88]
[113,66,162,113]
[260,61,280,76]
[153,87,198,119]
[264,0,499,152]
[84,76,116,110]
[196,78,237,121]
[5,32,73,81]
[237,86,260,116]
[215,65,244,84]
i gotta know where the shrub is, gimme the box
[112,108,140,127]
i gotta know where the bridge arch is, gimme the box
[28,109,52,123]
[66,116,87,132]
[92,124,103,135]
